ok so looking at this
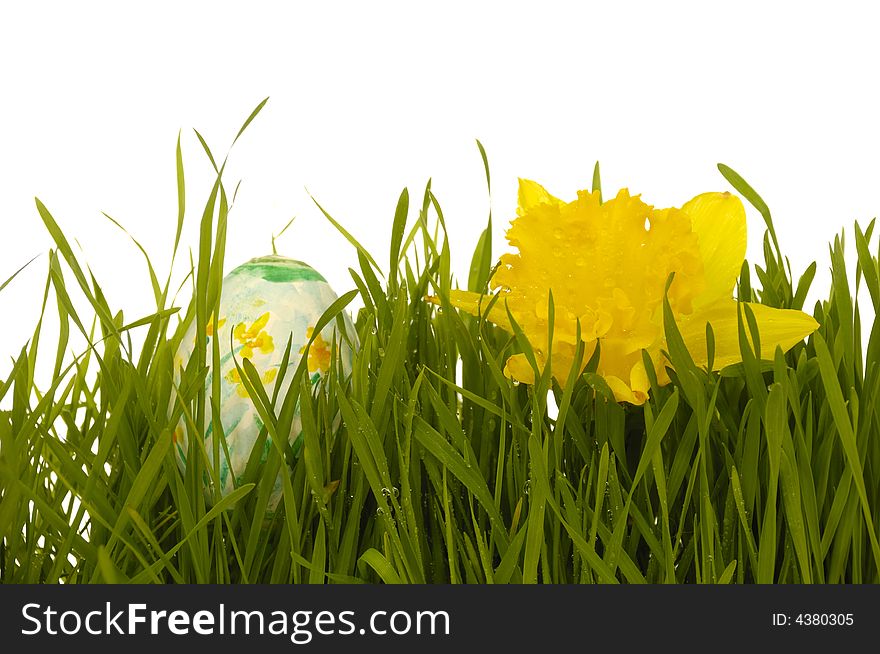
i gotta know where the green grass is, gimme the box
[1,102,879,584]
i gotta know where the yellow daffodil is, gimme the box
[233,312,275,359]
[300,327,332,375]
[433,179,819,404]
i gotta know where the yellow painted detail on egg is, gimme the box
[233,312,275,358]
[301,326,332,375]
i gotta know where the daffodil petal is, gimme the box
[503,353,537,384]
[549,341,590,389]
[601,358,651,405]
[683,192,747,307]
[430,289,514,331]
[629,358,651,403]
[677,298,819,369]
[605,375,647,405]
[517,178,562,216]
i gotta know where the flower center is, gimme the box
[491,188,705,355]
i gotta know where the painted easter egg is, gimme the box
[171,255,354,510]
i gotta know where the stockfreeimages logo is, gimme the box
[21,603,451,644]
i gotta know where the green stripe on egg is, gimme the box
[226,255,327,284]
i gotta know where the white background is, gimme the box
[1,1,878,387]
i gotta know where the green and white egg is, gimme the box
[171,255,354,511]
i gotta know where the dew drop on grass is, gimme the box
[381,486,398,499]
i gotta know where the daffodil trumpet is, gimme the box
[429,179,819,404]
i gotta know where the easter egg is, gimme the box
[171,255,354,510]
